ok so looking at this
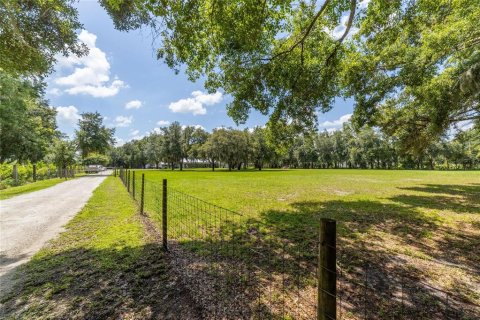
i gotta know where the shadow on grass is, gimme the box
[1,243,201,320]
[167,192,479,318]
[393,183,480,214]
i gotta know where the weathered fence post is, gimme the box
[33,163,37,182]
[140,173,145,215]
[162,179,168,251]
[13,164,18,182]
[127,170,130,193]
[132,171,136,200]
[114,167,116,177]
[318,218,336,320]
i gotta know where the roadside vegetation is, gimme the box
[1,177,199,319]
[0,178,68,200]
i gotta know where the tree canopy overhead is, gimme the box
[103,0,479,150]
[0,0,88,76]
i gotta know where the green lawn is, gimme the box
[0,175,89,200]
[130,168,480,311]
[1,177,199,319]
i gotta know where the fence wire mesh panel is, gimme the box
[117,170,479,320]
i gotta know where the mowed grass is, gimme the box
[1,177,199,319]
[0,178,68,200]
[133,168,480,306]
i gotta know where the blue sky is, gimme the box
[47,1,354,146]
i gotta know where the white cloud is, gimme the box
[151,127,163,134]
[330,15,360,40]
[182,124,205,130]
[125,100,142,109]
[319,114,352,129]
[457,120,474,131]
[115,137,125,147]
[115,115,133,127]
[192,124,205,130]
[54,30,127,98]
[191,91,223,105]
[56,106,80,125]
[169,98,206,115]
[130,134,144,141]
[156,120,170,126]
[47,88,62,96]
[130,129,140,136]
[358,0,371,10]
[326,1,371,41]
[169,91,223,115]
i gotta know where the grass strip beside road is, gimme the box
[1,176,199,319]
[0,176,81,200]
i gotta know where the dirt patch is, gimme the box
[332,189,354,196]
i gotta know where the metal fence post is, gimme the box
[132,171,136,200]
[318,218,336,320]
[162,179,168,251]
[140,173,145,215]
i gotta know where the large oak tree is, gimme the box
[102,0,479,150]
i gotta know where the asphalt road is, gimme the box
[0,172,110,295]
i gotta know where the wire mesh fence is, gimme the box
[117,168,479,320]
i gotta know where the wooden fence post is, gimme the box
[128,170,131,193]
[318,218,336,320]
[162,179,168,251]
[33,163,37,182]
[13,164,18,182]
[140,173,145,215]
[132,171,136,200]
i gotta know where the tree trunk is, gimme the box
[33,163,37,181]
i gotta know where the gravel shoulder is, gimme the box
[0,172,110,295]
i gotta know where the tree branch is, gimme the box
[324,0,357,65]
[264,0,332,61]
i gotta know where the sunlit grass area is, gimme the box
[132,168,480,308]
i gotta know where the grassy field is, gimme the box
[131,168,480,311]
[1,177,200,319]
[3,170,477,318]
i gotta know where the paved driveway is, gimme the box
[0,172,110,295]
